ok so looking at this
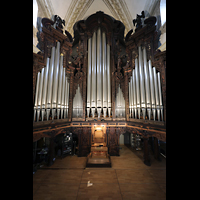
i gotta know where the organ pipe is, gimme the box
[157,72,163,121]
[46,46,55,120]
[61,68,65,119]
[52,41,60,119]
[57,53,63,119]
[87,37,92,117]
[148,60,156,121]
[130,78,133,118]
[41,57,50,121]
[37,68,44,121]
[107,44,111,117]
[143,47,151,120]
[91,31,96,109]
[135,57,140,119]
[34,72,40,121]
[132,69,137,119]
[102,32,107,117]
[64,77,69,118]
[153,67,160,121]
[97,27,102,109]
[138,46,146,119]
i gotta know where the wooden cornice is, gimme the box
[33,120,166,142]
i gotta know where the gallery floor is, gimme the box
[33,145,166,200]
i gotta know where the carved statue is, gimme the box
[54,15,65,29]
[133,11,145,29]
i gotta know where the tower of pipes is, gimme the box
[87,27,111,119]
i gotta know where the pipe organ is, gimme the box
[33,41,70,122]
[33,12,166,165]
[33,11,165,125]
[128,46,163,121]
[87,27,111,119]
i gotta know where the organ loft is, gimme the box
[33,10,166,167]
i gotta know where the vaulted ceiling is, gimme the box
[36,0,149,37]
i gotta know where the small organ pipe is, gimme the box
[143,47,151,120]
[91,31,96,108]
[61,68,65,119]
[153,67,160,121]
[157,72,163,121]
[57,53,63,119]
[135,57,140,119]
[138,46,146,119]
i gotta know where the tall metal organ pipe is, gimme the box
[157,72,163,121]
[135,57,140,119]
[52,41,60,119]
[91,31,96,117]
[37,68,44,121]
[87,37,92,117]
[138,46,146,119]
[132,69,137,119]
[143,47,151,120]
[61,68,65,119]
[57,53,63,119]
[41,58,50,121]
[148,60,156,120]
[46,46,55,120]
[96,27,102,118]
[153,67,160,121]
[107,44,111,117]
[102,32,107,117]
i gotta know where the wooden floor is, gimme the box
[33,145,166,200]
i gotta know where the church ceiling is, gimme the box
[37,0,148,36]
